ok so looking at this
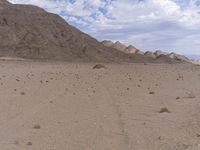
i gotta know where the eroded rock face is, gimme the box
[135,50,145,55]
[101,40,191,63]
[111,41,127,51]
[102,40,141,54]
[144,51,156,58]
[168,53,190,62]
[154,50,169,57]
[124,45,138,54]
[101,40,114,47]
[191,60,200,65]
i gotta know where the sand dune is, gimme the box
[0,60,199,150]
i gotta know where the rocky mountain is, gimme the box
[0,0,136,62]
[101,40,144,55]
[191,60,200,65]
[124,45,138,54]
[102,40,191,63]
[0,0,188,63]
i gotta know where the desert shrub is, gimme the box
[149,91,155,95]
[27,142,32,146]
[159,107,170,113]
[20,92,25,95]
[33,124,41,129]
[93,64,106,69]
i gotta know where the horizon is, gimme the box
[8,0,200,56]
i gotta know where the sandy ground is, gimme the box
[0,61,200,150]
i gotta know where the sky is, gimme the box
[8,0,200,55]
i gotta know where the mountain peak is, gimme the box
[0,2,131,62]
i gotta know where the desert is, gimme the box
[0,0,200,150]
[0,60,199,150]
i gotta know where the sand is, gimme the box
[0,60,200,150]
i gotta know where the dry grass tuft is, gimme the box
[20,92,25,95]
[13,140,19,145]
[27,142,32,146]
[33,124,41,129]
[159,107,170,113]
[149,91,155,95]
[93,64,106,69]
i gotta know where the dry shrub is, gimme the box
[93,64,106,69]
[33,124,41,129]
[149,91,155,95]
[159,107,170,113]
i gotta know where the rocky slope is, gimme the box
[102,40,191,63]
[0,0,186,63]
[0,0,133,62]
[190,59,200,65]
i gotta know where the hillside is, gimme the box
[0,0,185,63]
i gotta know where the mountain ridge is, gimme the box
[101,40,191,63]
[0,0,189,63]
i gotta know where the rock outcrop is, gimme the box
[101,40,114,47]
[101,40,140,54]
[135,50,145,55]
[111,41,127,51]
[144,51,156,58]
[168,53,190,62]
[102,39,191,63]
[124,45,138,54]
[154,50,169,57]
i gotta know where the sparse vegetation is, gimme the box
[20,92,25,95]
[149,91,155,95]
[159,107,170,113]
[196,134,200,137]
[13,140,19,145]
[93,64,106,69]
[33,124,41,129]
[27,142,32,146]
[185,92,196,99]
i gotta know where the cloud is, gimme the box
[8,0,200,55]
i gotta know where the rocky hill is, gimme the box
[0,0,188,63]
[101,40,191,63]
[0,0,132,62]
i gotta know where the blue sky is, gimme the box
[8,0,200,55]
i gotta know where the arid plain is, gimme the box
[0,60,199,150]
